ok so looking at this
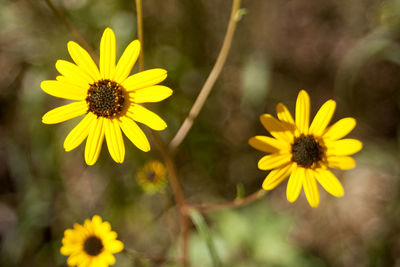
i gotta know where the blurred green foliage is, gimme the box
[0,0,399,266]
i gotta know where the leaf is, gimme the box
[188,209,222,267]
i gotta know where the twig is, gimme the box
[43,0,98,61]
[150,132,185,207]
[135,0,145,71]
[150,131,190,265]
[185,189,266,213]
[169,0,243,151]
[134,1,189,265]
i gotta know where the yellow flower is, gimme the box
[42,28,172,165]
[137,160,167,194]
[60,215,124,267]
[249,90,362,207]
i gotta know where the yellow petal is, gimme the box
[64,113,96,151]
[82,221,94,234]
[314,169,344,197]
[67,253,83,266]
[60,246,71,256]
[71,223,88,238]
[100,226,114,241]
[323,117,356,141]
[63,228,76,239]
[94,219,110,234]
[303,169,320,208]
[61,244,81,255]
[67,41,101,81]
[327,156,356,170]
[92,215,103,225]
[258,153,291,170]
[248,136,290,153]
[78,257,91,267]
[113,40,140,83]
[295,90,310,135]
[309,100,336,137]
[129,85,173,103]
[325,139,363,156]
[62,231,81,243]
[104,230,117,241]
[102,252,116,265]
[276,103,295,124]
[84,117,105,165]
[55,60,93,88]
[122,68,167,91]
[73,223,89,237]
[60,232,83,255]
[259,114,294,143]
[119,116,150,152]
[127,104,167,130]
[56,75,89,91]
[77,254,94,267]
[286,164,303,203]
[106,240,124,253]
[90,258,106,267]
[105,118,125,163]
[262,163,293,190]
[100,28,116,79]
[41,80,86,100]
[42,101,87,124]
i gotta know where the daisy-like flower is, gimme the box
[42,28,172,165]
[137,160,167,194]
[249,90,362,207]
[60,215,124,267]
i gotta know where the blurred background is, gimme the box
[1,0,400,266]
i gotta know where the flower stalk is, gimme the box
[134,1,190,265]
[135,0,145,72]
[43,0,98,61]
[169,0,243,151]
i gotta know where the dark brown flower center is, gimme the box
[83,236,103,256]
[291,135,323,168]
[146,171,157,182]
[86,79,125,118]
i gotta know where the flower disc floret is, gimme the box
[83,236,104,256]
[292,135,323,168]
[146,171,157,182]
[86,80,125,118]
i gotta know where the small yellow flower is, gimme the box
[60,215,124,267]
[249,90,363,207]
[137,160,167,194]
[42,28,172,165]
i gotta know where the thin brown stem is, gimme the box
[43,0,98,61]
[185,189,266,213]
[169,0,242,151]
[150,132,185,206]
[134,1,186,207]
[134,1,189,264]
[135,0,145,71]
[150,131,190,266]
